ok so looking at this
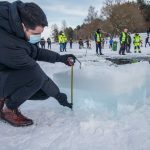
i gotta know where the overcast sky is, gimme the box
[3,0,104,37]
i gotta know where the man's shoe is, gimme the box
[1,107,33,127]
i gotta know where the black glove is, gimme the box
[55,93,72,109]
[59,54,76,66]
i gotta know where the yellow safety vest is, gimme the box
[59,34,67,43]
[62,35,67,43]
[121,32,126,43]
[58,35,63,43]
[96,32,101,42]
[134,35,141,43]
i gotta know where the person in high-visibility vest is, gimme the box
[94,28,103,55]
[58,31,64,52]
[62,33,67,52]
[58,32,67,52]
[119,28,128,55]
[133,33,141,53]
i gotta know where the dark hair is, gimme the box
[18,2,48,29]
[97,28,101,32]
[59,31,63,35]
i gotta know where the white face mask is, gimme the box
[28,34,41,44]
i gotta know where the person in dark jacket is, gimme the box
[69,38,73,49]
[40,37,46,49]
[0,1,76,127]
[47,37,51,49]
[85,39,91,49]
[145,36,150,47]
[126,33,132,53]
[78,39,84,49]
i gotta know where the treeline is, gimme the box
[51,0,150,42]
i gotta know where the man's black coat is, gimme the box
[0,1,60,97]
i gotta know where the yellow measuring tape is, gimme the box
[71,65,73,109]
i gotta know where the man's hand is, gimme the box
[59,54,76,66]
[55,93,72,109]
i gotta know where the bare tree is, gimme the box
[61,20,67,32]
[84,6,98,23]
[101,2,146,33]
[51,24,59,42]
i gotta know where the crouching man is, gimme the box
[0,1,76,127]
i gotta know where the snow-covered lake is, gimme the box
[1,33,150,150]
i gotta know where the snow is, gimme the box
[1,33,150,150]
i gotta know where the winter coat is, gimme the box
[58,33,67,43]
[133,34,141,46]
[127,35,132,45]
[40,38,46,46]
[0,1,60,97]
[78,40,83,46]
[120,32,127,44]
[47,38,51,44]
[109,39,113,45]
[146,37,149,43]
[95,32,102,43]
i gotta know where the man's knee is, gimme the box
[29,89,49,100]
[41,78,60,98]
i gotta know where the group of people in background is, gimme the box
[119,28,142,55]
[58,31,92,52]
[39,37,51,50]
[39,28,149,55]
[119,28,150,55]
[95,27,150,56]
[78,39,91,49]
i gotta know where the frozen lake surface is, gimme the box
[1,33,150,150]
